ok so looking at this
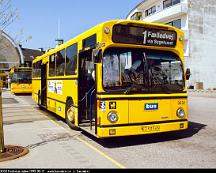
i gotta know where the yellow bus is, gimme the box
[32,20,190,138]
[10,66,32,94]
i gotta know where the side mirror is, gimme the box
[186,68,191,80]
[92,49,102,64]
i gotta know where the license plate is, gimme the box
[141,125,160,132]
[21,86,26,88]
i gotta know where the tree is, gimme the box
[0,0,18,31]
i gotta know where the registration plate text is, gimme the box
[141,125,160,132]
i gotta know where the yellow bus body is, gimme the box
[32,20,188,138]
[10,67,32,94]
[10,83,32,94]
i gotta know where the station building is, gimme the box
[20,45,43,68]
[0,31,43,87]
[127,0,216,90]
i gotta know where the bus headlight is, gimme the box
[107,112,118,123]
[177,108,185,118]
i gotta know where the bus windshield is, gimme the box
[11,73,32,84]
[103,48,184,94]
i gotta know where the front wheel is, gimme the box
[65,100,79,130]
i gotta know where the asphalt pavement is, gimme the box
[0,89,216,168]
[0,90,121,168]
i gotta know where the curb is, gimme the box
[188,89,216,93]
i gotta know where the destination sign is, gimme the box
[112,25,177,47]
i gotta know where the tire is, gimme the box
[65,99,79,130]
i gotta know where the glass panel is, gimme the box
[103,53,120,87]
[32,63,36,78]
[56,49,65,76]
[82,34,96,49]
[37,61,42,78]
[145,10,148,17]
[66,43,77,75]
[148,8,152,15]
[152,6,156,14]
[11,73,32,84]
[172,0,180,5]
[103,48,184,93]
[49,54,55,76]
[173,19,181,29]
[163,0,172,9]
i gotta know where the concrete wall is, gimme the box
[187,0,216,89]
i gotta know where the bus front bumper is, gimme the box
[97,120,188,138]
[11,88,32,94]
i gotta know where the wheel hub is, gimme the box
[67,106,75,123]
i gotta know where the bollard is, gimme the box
[0,80,5,153]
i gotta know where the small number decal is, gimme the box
[178,101,186,105]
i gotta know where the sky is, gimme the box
[6,0,142,50]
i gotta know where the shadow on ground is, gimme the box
[34,107,207,148]
[81,121,207,148]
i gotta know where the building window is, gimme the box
[56,49,65,76]
[166,19,181,29]
[130,12,142,20]
[49,54,55,77]
[173,0,180,5]
[173,19,181,29]
[145,6,156,17]
[66,43,77,75]
[163,0,180,9]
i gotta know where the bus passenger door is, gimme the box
[78,50,96,129]
[41,63,47,107]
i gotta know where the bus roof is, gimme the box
[33,19,183,64]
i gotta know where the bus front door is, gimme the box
[78,51,96,131]
[41,64,47,107]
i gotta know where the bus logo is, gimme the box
[109,102,116,109]
[145,103,158,110]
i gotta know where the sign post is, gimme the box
[0,80,5,153]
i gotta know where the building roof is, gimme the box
[0,31,22,70]
[21,47,43,62]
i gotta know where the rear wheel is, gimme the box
[65,99,79,130]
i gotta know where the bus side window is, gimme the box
[32,63,36,78]
[56,49,65,76]
[66,43,77,75]
[37,60,42,77]
[49,54,56,76]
